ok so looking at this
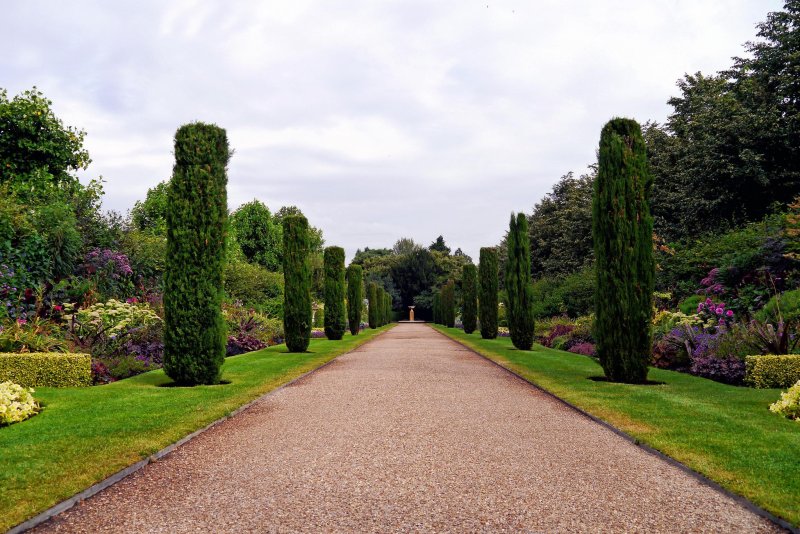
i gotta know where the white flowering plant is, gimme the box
[769,380,800,421]
[0,381,40,426]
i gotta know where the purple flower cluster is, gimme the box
[568,342,596,357]
[690,354,745,385]
[311,329,326,338]
[697,298,735,329]
[81,249,133,279]
[697,268,725,295]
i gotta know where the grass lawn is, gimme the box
[0,325,394,531]
[432,325,800,528]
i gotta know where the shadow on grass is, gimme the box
[158,379,233,388]
[587,375,666,386]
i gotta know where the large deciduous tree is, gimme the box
[282,214,312,352]
[230,200,283,271]
[593,118,654,384]
[163,122,229,385]
[505,213,534,350]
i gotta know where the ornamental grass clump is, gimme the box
[592,118,654,383]
[163,123,229,385]
[323,247,347,340]
[0,381,39,426]
[769,380,800,421]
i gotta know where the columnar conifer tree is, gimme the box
[383,290,391,324]
[368,282,379,328]
[505,213,535,350]
[478,247,499,339]
[377,288,385,326]
[282,214,312,352]
[462,264,478,334]
[323,246,347,340]
[346,264,363,335]
[164,123,229,385]
[442,280,456,328]
[593,118,655,383]
[433,292,441,324]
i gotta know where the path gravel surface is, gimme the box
[35,323,781,533]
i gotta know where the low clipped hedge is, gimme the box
[745,355,800,389]
[0,353,92,388]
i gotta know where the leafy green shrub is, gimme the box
[769,380,800,421]
[678,295,703,315]
[105,355,155,380]
[346,264,363,335]
[478,247,499,338]
[530,276,564,319]
[461,264,477,333]
[66,299,161,357]
[230,200,283,271]
[224,259,284,316]
[560,266,595,318]
[0,318,66,353]
[313,306,324,328]
[33,202,82,279]
[282,215,312,352]
[505,213,534,349]
[323,246,346,340]
[120,229,166,284]
[745,355,800,388]
[756,289,800,325]
[0,352,91,387]
[593,118,654,383]
[0,381,39,425]
[163,122,229,385]
[551,336,569,351]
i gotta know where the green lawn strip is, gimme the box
[0,325,394,531]
[432,325,800,527]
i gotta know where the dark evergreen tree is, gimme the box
[163,123,229,385]
[346,263,363,335]
[433,291,441,324]
[479,247,499,339]
[368,282,379,328]
[593,118,655,383]
[282,214,312,352]
[442,280,456,328]
[505,213,535,350]
[461,264,478,333]
[323,246,347,340]
[383,289,392,325]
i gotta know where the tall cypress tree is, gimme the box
[282,214,312,352]
[163,123,229,385]
[346,264,363,335]
[323,246,347,340]
[433,291,441,324]
[442,280,456,328]
[593,118,654,383]
[462,264,478,334]
[479,247,499,339]
[383,290,392,324]
[505,213,535,350]
[368,282,379,328]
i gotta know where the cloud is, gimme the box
[1,0,783,260]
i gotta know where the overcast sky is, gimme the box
[2,1,782,260]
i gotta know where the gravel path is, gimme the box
[36,323,780,533]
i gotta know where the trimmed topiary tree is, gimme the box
[505,213,534,350]
[479,247,499,339]
[282,214,312,352]
[442,280,456,328]
[368,282,379,328]
[163,122,229,386]
[593,118,654,384]
[323,246,347,340]
[462,264,478,334]
[346,264,363,335]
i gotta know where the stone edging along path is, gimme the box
[7,327,395,534]
[431,324,797,534]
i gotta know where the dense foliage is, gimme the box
[367,282,379,329]
[441,280,456,328]
[282,215,312,352]
[461,264,477,334]
[505,213,534,350]
[346,264,363,335]
[478,247,499,339]
[323,247,347,340]
[163,123,229,386]
[593,118,654,383]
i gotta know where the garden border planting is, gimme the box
[0,353,91,388]
[745,355,800,389]
[3,325,395,533]
[431,324,799,532]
